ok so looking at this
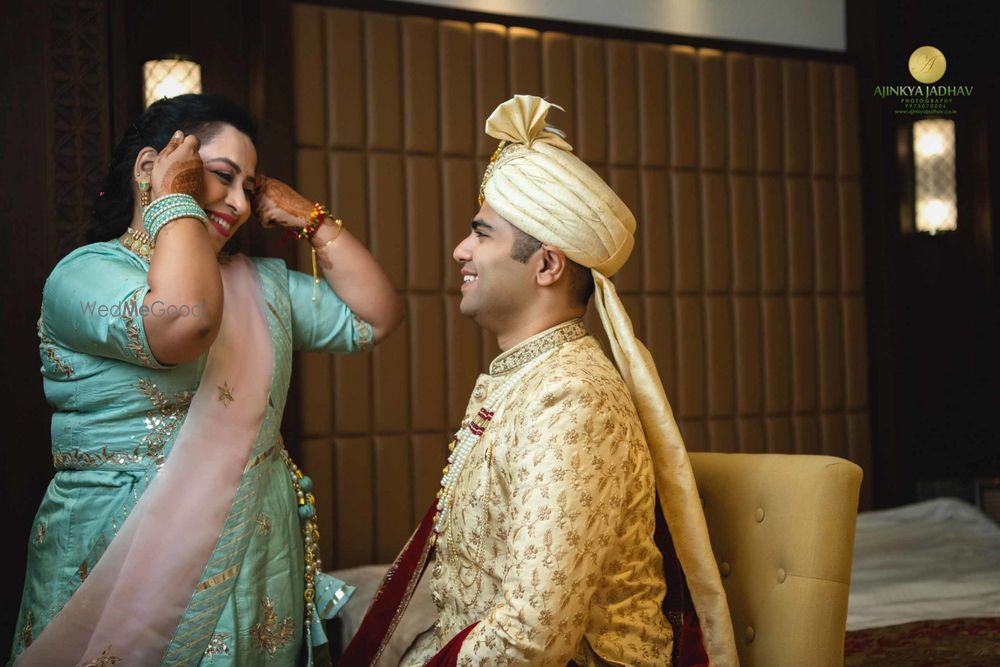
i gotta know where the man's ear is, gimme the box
[132,146,157,181]
[536,245,568,287]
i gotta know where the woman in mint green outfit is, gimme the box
[9,95,402,666]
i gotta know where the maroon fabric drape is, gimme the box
[339,504,436,667]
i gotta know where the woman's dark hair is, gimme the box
[88,94,258,242]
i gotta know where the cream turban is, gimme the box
[481,95,740,667]
[480,95,635,277]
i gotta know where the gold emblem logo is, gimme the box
[908,46,947,84]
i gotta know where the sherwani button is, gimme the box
[754,507,765,522]
[777,568,786,583]
[720,561,731,577]
[745,626,755,642]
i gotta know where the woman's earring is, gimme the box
[138,175,151,208]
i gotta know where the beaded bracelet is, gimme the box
[285,203,344,302]
[143,193,208,241]
[290,203,342,241]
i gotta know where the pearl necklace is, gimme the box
[432,351,552,543]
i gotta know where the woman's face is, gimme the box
[196,124,258,252]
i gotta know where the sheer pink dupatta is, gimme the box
[17,256,274,666]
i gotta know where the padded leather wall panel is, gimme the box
[333,353,370,434]
[814,180,841,293]
[783,60,810,175]
[755,57,783,173]
[699,50,726,169]
[672,171,702,292]
[763,298,792,413]
[406,156,442,289]
[641,170,672,292]
[293,5,325,146]
[786,178,815,294]
[731,174,759,293]
[574,36,607,164]
[835,65,861,178]
[402,17,440,153]
[374,435,413,561]
[334,436,374,567]
[541,32,575,142]
[726,53,754,171]
[810,62,836,177]
[373,317,409,431]
[702,173,731,293]
[291,5,872,565]
[840,182,865,292]
[508,27,542,95]
[608,41,639,166]
[843,296,869,410]
[474,23,507,158]
[759,176,788,292]
[440,21,474,155]
[669,46,698,168]
[790,297,819,412]
[638,44,668,167]
[365,14,402,150]
[611,168,642,291]
[300,351,332,436]
[328,152,368,243]
[324,10,364,148]
[645,296,677,396]
[368,154,405,289]
[409,295,446,431]
[676,296,706,419]
[734,297,763,415]
[706,297,736,416]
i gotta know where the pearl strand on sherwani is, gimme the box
[432,352,551,543]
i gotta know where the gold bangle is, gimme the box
[309,219,344,303]
[315,221,344,249]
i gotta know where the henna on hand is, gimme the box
[254,176,312,227]
[162,159,205,199]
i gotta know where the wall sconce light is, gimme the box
[911,118,957,235]
[143,57,202,109]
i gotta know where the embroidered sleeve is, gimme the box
[38,309,74,378]
[41,250,169,369]
[458,377,630,666]
[285,265,367,354]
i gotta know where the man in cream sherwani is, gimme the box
[344,95,737,667]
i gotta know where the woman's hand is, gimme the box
[151,130,204,201]
[252,175,313,229]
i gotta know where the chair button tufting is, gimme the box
[745,626,755,643]
[777,567,786,583]
[720,561,731,577]
[755,507,765,522]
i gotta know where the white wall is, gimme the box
[391,0,846,52]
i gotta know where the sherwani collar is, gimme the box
[489,318,586,376]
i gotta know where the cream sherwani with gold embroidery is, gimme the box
[402,319,673,667]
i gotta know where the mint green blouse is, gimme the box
[10,241,367,666]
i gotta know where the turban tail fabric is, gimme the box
[483,95,740,667]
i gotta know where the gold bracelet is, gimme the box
[310,218,344,302]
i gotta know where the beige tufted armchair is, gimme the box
[688,453,863,667]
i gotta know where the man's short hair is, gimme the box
[510,225,595,307]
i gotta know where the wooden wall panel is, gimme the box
[291,5,871,565]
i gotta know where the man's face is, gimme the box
[452,202,537,326]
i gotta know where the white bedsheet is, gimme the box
[847,497,1000,631]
